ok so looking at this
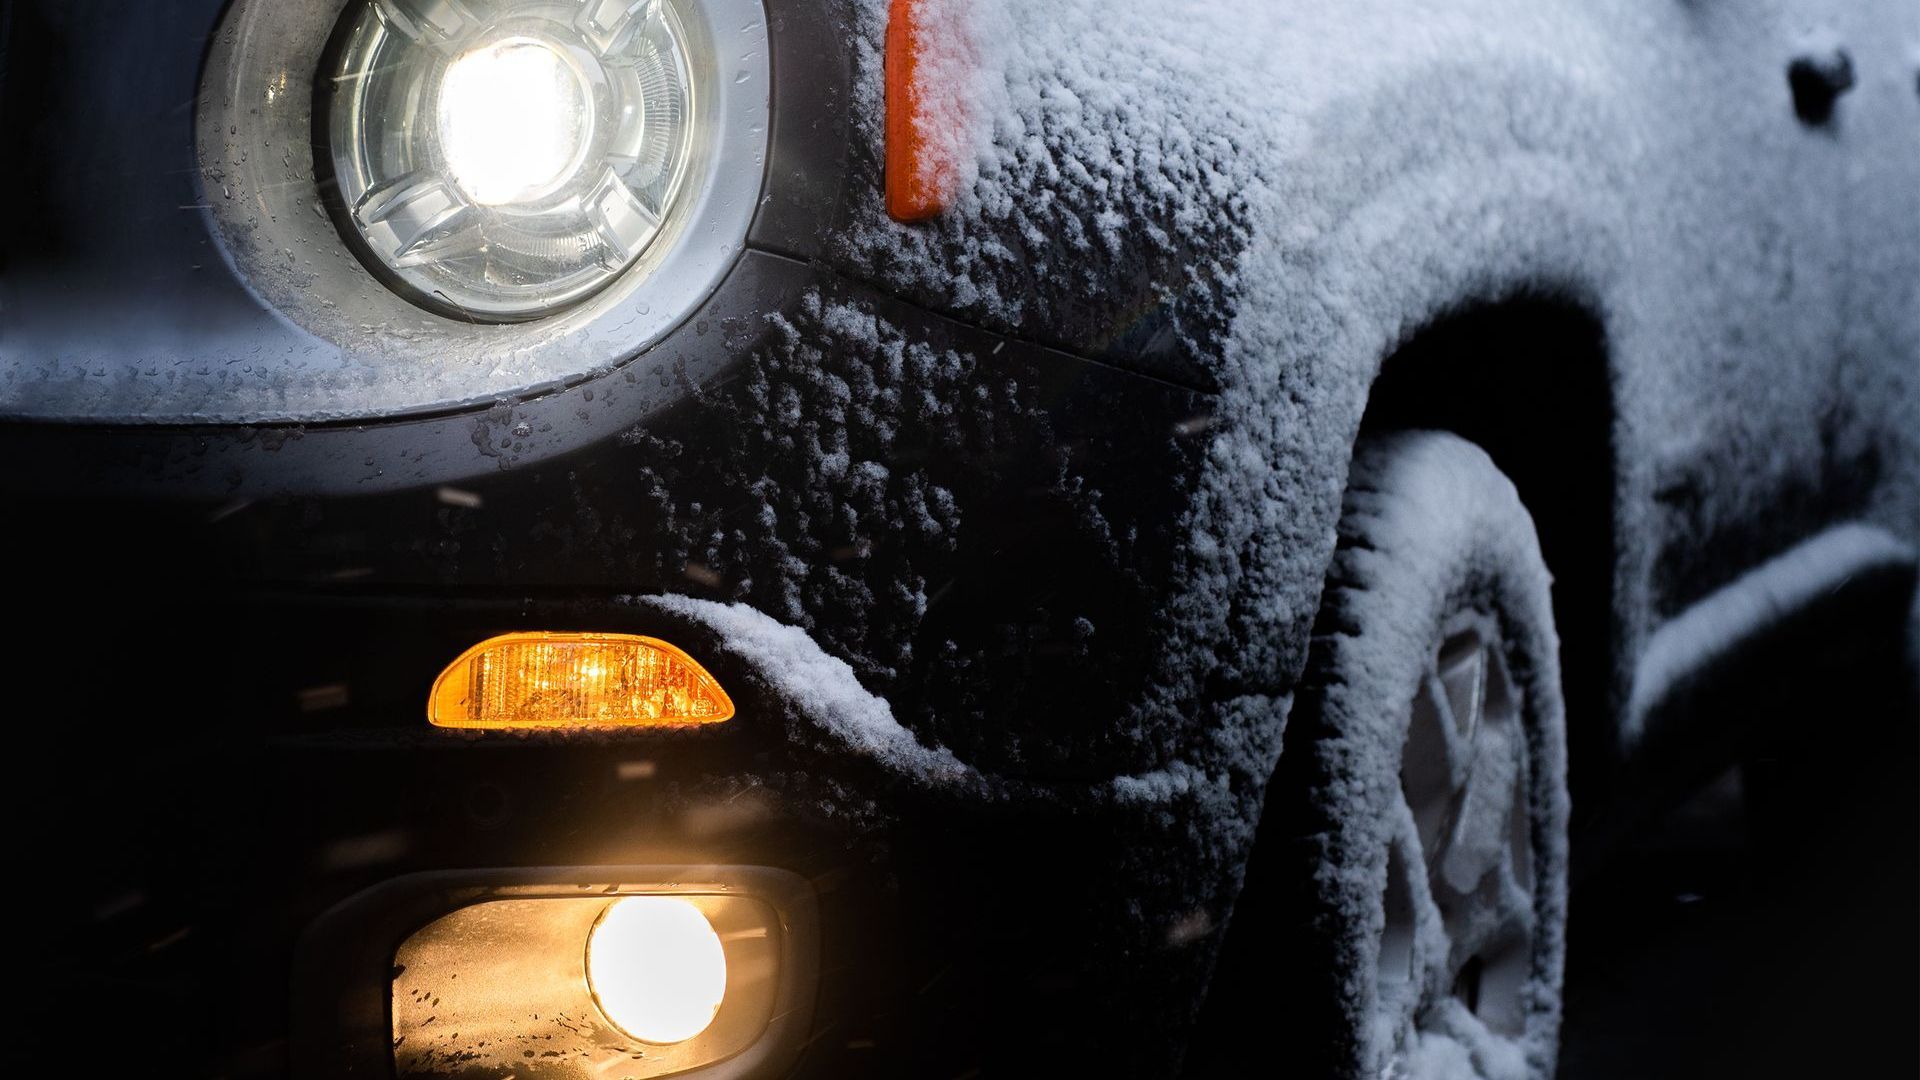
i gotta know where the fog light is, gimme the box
[382,876,808,1080]
[326,0,696,319]
[587,897,727,1043]
[429,632,734,730]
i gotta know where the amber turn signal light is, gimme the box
[885,0,956,222]
[429,632,735,730]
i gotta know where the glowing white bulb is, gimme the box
[586,897,727,1044]
[437,38,590,206]
[331,0,704,317]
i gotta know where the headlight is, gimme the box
[190,0,765,421]
[328,0,697,320]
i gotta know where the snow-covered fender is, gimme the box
[799,0,1641,817]
[765,7,1917,1052]
[798,0,1917,798]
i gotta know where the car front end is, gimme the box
[6,1,1234,1074]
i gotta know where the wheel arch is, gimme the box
[1295,81,1638,813]
[1290,164,1635,822]
[1187,61,1645,1072]
[1357,293,1623,848]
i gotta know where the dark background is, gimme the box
[1560,617,1918,1078]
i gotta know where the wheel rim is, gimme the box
[1376,615,1536,1071]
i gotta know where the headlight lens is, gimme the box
[328,0,696,320]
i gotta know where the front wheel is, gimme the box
[1265,432,1570,1078]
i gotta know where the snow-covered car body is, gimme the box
[5,0,1915,1075]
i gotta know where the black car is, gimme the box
[6,0,1916,1077]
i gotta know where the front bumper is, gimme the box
[20,592,1224,1076]
[14,252,1224,1076]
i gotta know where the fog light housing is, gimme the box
[295,868,816,1080]
[387,881,801,1079]
[326,0,697,320]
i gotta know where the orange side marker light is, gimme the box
[429,632,735,730]
[885,0,958,222]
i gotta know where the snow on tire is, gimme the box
[1268,431,1569,1080]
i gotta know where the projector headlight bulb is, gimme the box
[326,0,696,320]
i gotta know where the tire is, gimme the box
[1265,432,1570,1079]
